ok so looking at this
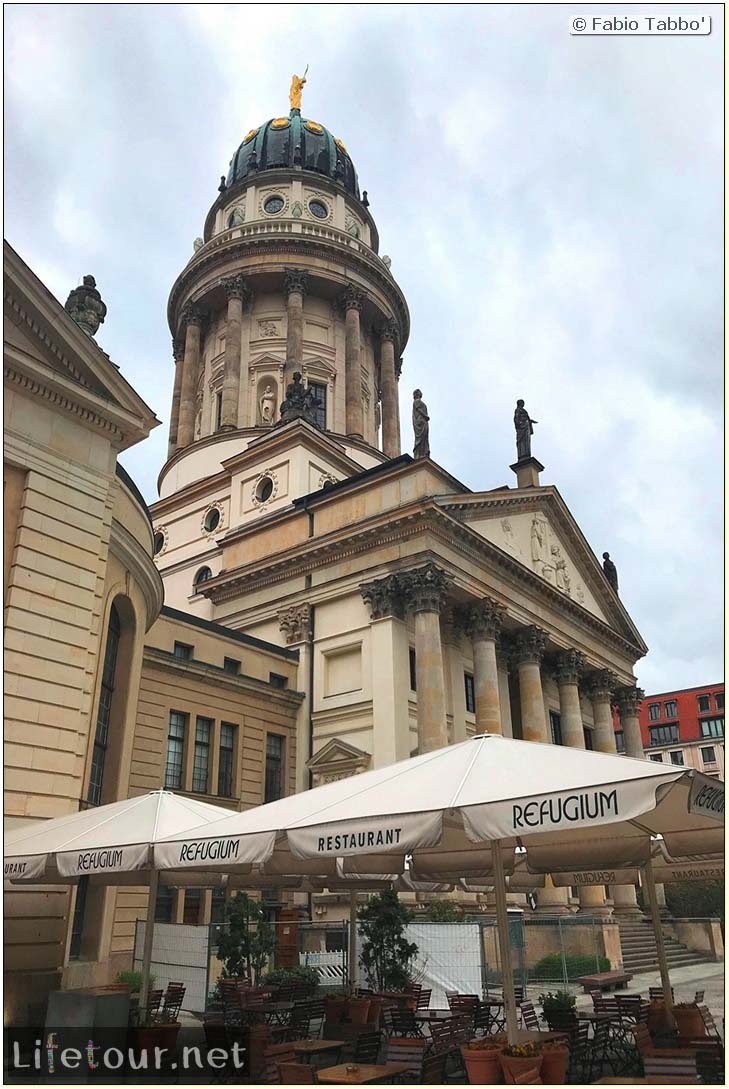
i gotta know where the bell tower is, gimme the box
[159,85,410,505]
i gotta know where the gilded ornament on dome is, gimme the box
[271,117,290,129]
[335,137,348,154]
[289,68,308,111]
[242,127,258,144]
[305,120,323,134]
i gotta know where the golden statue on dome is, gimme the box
[289,66,308,111]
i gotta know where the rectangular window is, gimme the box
[701,746,716,764]
[68,876,89,960]
[648,703,661,721]
[223,657,241,675]
[87,607,121,806]
[409,648,417,692]
[211,887,226,924]
[614,730,625,753]
[464,672,475,714]
[549,710,563,746]
[583,727,594,751]
[155,886,175,924]
[715,692,724,711]
[218,723,236,798]
[174,641,193,661]
[649,723,679,746]
[165,711,187,789]
[215,391,223,431]
[669,750,684,766]
[650,753,664,762]
[664,700,678,719]
[269,672,287,689]
[183,889,202,926]
[265,734,284,803]
[308,381,327,430]
[192,717,212,793]
[697,694,711,713]
[700,717,724,739]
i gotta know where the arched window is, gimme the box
[87,604,121,807]
[193,566,212,591]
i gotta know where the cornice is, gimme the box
[142,647,304,707]
[5,357,126,444]
[221,419,365,480]
[167,232,409,344]
[109,517,164,632]
[202,501,644,661]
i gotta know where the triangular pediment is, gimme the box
[307,737,371,770]
[438,487,646,651]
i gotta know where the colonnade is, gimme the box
[168,273,402,456]
[360,562,647,917]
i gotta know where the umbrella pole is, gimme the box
[641,857,675,1023]
[139,868,159,1016]
[491,840,518,1045]
[347,891,357,993]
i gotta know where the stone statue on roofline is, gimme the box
[602,552,619,594]
[65,275,107,338]
[279,371,318,427]
[514,399,537,461]
[412,389,430,459]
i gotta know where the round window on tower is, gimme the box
[203,507,221,533]
[308,199,328,220]
[263,195,284,216]
[255,476,274,503]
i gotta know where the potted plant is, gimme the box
[672,1002,706,1038]
[358,890,419,992]
[499,1041,543,1083]
[539,1039,570,1084]
[461,1037,504,1084]
[538,990,577,1033]
[217,893,275,986]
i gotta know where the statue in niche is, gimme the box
[412,389,430,459]
[514,398,538,461]
[531,516,548,572]
[602,552,619,593]
[279,371,318,426]
[259,382,277,425]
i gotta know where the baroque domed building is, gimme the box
[151,83,650,922]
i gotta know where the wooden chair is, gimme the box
[384,1037,428,1081]
[445,990,458,1009]
[700,1004,721,1037]
[278,1062,318,1084]
[567,1019,591,1082]
[157,982,185,1021]
[520,1001,540,1031]
[262,1046,296,1084]
[353,1031,382,1064]
[648,985,674,1001]
[415,988,432,1010]
[391,1006,423,1038]
[420,1050,448,1083]
[643,1053,700,1082]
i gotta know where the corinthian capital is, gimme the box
[467,597,505,641]
[615,685,645,717]
[283,269,308,299]
[400,563,450,615]
[179,301,204,329]
[586,669,618,701]
[380,318,398,343]
[172,335,185,361]
[339,284,365,313]
[221,273,248,301]
[360,574,406,621]
[277,604,313,645]
[513,625,549,665]
[555,649,586,686]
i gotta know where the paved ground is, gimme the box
[573,959,725,1028]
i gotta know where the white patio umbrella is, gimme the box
[154,735,724,1043]
[4,790,238,1009]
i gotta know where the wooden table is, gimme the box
[290,1039,346,1060]
[594,1079,691,1084]
[317,1062,411,1084]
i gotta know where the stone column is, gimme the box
[395,358,403,454]
[588,670,619,753]
[278,604,313,794]
[496,650,514,738]
[467,598,505,735]
[512,626,549,742]
[341,286,364,439]
[555,650,587,749]
[379,320,400,458]
[616,686,645,758]
[402,564,450,754]
[613,685,646,916]
[219,274,247,430]
[361,575,412,766]
[177,304,203,449]
[283,270,307,385]
[167,335,185,457]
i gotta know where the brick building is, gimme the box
[615,683,724,779]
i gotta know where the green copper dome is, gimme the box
[225,110,360,197]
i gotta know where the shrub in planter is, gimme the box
[115,969,156,994]
[539,1040,569,1084]
[532,953,610,981]
[260,965,320,997]
[461,1038,503,1084]
[499,1042,543,1083]
[538,990,577,1032]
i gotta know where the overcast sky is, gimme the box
[5,4,723,693]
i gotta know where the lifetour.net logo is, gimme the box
[6,1031,246,1079]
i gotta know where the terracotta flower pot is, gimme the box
[461,1045,503,1084]
[347,997,371,1024]
[647,1001,674,1037]
[540,1044,569,1084]
[129,1021,180,1057]
[499,1053,543,1084]
[325,995,347,1023]
[673,1005,706,1038]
